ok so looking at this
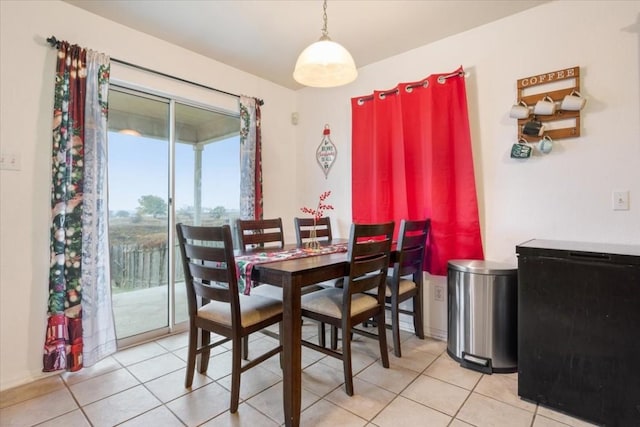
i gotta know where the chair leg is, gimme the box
[363,317,377,327]
[331,326,338,350]
[376,310,390,369]
[413,295,425,339]
[318,322,326,348]
[341,321,354,396]
[391,298,402,358]
[230,335,242,413]
[185,326,198,388]
[279,322,284,369]
[242,335,249,360]
[198,329,211,373]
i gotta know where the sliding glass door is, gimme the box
[108,89,170,340]
[107,86,240,343]
[173,102,241,324]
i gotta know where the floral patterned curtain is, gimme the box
[239,96,263,220]
[43,42,116,372]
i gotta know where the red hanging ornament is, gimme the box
[316,124,337,179]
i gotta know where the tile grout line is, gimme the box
[354,339,447,424]
[13,333,512,427]
[445,367,483,426]
[57,372,93,427]
[391,347,464,423]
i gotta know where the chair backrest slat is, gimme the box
[188,263,232,285]
[350,254,388,279]
[344,222,394,299]
[240,231,283,247]
[401,233,426,250]
[350,274,382,295]
[294,217,332,245]
[193,280,231,303]
[237,218,285,250]
[353,239,391,258]
[176,223,240,318]
[394,219,431,281]
[396,246,423,276]
[184,245,227,263]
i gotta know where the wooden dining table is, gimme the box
[243,239,352,427]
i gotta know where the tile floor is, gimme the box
[0,325,599,427]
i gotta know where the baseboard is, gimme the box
[424,327,447,341]
[398,316,447,342]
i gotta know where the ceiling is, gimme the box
[64,0,549,90]
[109,88,239,144]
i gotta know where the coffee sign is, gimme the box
[517,66,579,89]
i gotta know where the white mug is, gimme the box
[509,100,530,119]
[534,96,557,116]
[537,135,553,154]
[560,90,587,111]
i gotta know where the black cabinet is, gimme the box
[516,239,640,427]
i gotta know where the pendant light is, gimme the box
[293,0,357,88]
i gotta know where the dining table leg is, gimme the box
[282,275,302,427]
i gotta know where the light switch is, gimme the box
[0,152,20,171]
[612,191,629,211]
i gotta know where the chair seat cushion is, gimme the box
[198,294,282,328]
[301,288,378,318]
[365,277,417,297]
[385,277,417,297]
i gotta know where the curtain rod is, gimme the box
[46,36,264,106]
[356,70,467,104]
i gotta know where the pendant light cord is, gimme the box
[322,0,329,38]
[321,0,329,40]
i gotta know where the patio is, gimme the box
[111,283,188,339]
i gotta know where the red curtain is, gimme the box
[351,66,484,275]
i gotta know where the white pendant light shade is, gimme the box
[293,0,357,88]
[293,37,358,88]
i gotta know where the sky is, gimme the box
[108,132,240,212]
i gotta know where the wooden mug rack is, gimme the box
[516,66,582,142]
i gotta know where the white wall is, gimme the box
[2,0,639,391]
[0,0,297,391]
[295,1,640,337]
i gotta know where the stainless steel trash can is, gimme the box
[447,260,518,373]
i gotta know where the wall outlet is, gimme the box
[612,190,629,211]
[434,284,444,302]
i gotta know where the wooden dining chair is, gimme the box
[294,216,339,345]
[237,218,294,298]
[235,218,286,357]
[300,222,394,396]
[384,218,430,357]
[237,217,327,351]
[236,217,285,250]
[176,223,283,413]
[294,216,333,246]
[236,217,289,299]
